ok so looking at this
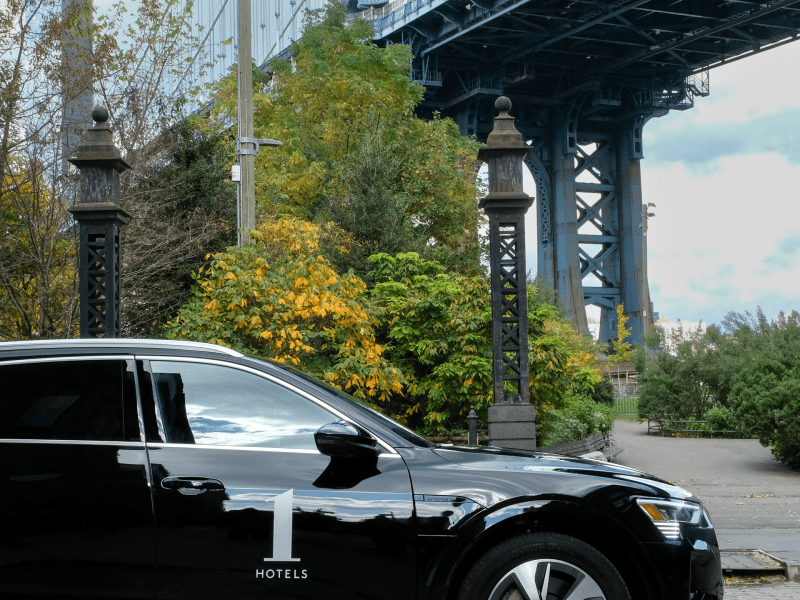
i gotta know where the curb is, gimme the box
[760,550,800,582]
[722,549,799,582]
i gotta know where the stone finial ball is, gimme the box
[92,106,109,124]
[495,96,512,113]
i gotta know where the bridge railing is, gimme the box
[348,0,437,34]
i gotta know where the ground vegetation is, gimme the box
[637,308,800,468]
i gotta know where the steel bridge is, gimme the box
[344,0,800,343]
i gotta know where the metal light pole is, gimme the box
[67,107,131,338]
[640,202,655,349]
[479,97,537,450]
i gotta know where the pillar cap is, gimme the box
[68,202,131,225]
[67,105,131,172]
[477,96,530,161]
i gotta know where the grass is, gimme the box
[614,414,641,423]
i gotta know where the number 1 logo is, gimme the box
[264,489,300,562]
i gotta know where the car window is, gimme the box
[251,358,432,448]
[148,360,335,449]
[0,359,135,442]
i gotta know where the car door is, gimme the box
[138,357,416,600]
[0,357,156,600]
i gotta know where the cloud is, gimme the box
[642,153,800,324]
[761,236,800,273]
[645,111,800,168]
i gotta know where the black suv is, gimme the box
[0,339,723,600]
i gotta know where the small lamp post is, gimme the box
[478,97,537,450]
[68,106,131,338]
[640,202,655,348]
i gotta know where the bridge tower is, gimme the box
[450,97,666,344]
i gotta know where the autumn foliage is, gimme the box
[165,218,403,401]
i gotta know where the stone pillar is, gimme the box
[479,97,537,450]
[68,107,131,338]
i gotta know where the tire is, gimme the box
[457,533,631,600]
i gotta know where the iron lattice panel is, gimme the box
[80,222,122,338]
[576,141,621,308]
[489,214,530,403]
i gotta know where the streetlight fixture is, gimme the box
[640,202,656,347]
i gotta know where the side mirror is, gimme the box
[315,420,381,458]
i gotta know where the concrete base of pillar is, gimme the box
[488,403,537,451]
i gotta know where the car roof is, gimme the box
[0,338,243,357]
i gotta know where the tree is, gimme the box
[165,218,404,402]
[0,0,221,340]
[209,1,484,274]
[368,252,493,430]
[121,117,237,336]
[1,156,78,338]
[367,252,601,434]
[728,353,800,468]
[718,309,800,466]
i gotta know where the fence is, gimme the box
[614,396,639,417]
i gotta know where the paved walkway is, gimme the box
[724,582,800,599]
[612,420,800,598]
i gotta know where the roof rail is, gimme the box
[0,338,243,357]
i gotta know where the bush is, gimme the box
[703,407,737,432]
[540,398,614,447]
[728,356,800,468]
[590,378,615,405]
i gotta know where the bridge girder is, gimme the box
[353,0,800,343]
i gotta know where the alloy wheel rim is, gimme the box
[488,559,606,600]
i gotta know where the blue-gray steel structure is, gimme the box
[346,0,800,344]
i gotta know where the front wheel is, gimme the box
[457,533,631,600]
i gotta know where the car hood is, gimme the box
[415,445,698,505]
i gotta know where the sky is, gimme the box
[524,41,800,330]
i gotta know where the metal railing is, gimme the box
[347,0,436,34]
[614,396,639,417]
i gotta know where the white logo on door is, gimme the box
[264,489,300,562]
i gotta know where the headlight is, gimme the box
[636,498,704,540]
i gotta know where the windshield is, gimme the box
[247,357,431,448]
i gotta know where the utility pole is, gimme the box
[236,0,281,246]
[237,0,255,246]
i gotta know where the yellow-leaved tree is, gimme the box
[165,218,403,401]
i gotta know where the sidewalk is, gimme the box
[612,419,800,596]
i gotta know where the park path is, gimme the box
[612,420,800,598]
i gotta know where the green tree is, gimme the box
[368,252,493,430]
[728,354,800,467]
[209,1,483,273]
[368,252,601,435]
[718,309,800,466]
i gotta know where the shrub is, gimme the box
[703,407,737,432]
[540,398,614,447]
[728,356,800,468]
[590,378,615,406]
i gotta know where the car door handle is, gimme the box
[161,477,225,495]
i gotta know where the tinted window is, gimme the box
[259,360,431,448]
[0,359,132,441]
[149,361,335,449]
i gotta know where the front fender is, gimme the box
[416,497,662,600]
